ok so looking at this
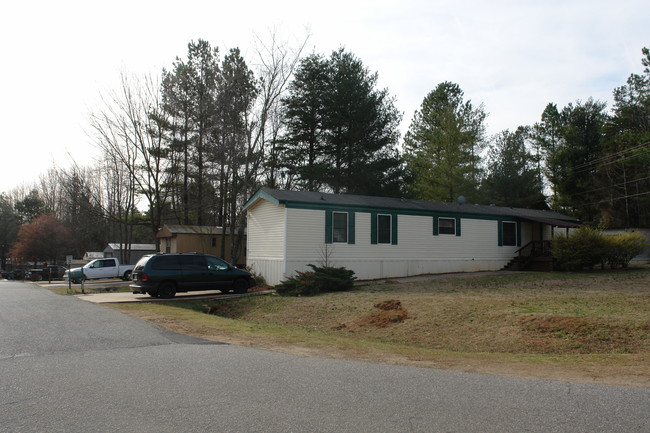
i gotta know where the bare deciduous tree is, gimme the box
[89,73,172,249]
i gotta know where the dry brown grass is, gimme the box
[113,267,650,387]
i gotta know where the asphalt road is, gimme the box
[1,280,648,433]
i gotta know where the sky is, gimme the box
[1,0,648,193]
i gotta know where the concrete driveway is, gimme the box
[74,289,273,303]
[33,279,272,303]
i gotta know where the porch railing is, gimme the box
[512,240,552,270]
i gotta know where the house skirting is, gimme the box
[248,257,509,286]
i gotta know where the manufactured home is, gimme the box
[244,188,581,285]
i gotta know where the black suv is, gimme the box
[130,253,255,298]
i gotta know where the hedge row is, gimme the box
[552,227,646,271]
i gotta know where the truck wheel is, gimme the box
[158,282,176,299]
[123,270,132,281]
[233,279,248,294]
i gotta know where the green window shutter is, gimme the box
[392,213,398,245]
[370,211,378,244]
[516,221,521,247]
[432,215,439,236]
[348,212,355,244]
[456,217,461,237]
[325,210,333,244]
[498,220,503,246]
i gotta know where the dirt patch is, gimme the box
[353,299,409,328]
[519,315,649,354]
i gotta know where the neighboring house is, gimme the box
[243,188,581,285]
[156,225,246,266]
[103,243,157,265]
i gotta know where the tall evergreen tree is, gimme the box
[0,194,19,269]
[532,103,563,204]
[403,82,486,202]
[213,48,257,259]
[553,98,608,223]
[481,127,546,208]
[161,39,220,224]
[280,48,403,195]
[601,47,650,227]
[280,54,329,191]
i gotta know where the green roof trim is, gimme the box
[245,187,581,227]
[243,188,281,210]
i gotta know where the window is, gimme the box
[180,255,207,270]
[377,214,391,244]
[502,221,517,246]
[332,212,348,243]
[211,237,217,247]
[206,256,229,271]
[438,218,456,235]
[151,255,182,270]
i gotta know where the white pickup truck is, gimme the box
[65,258,134,283]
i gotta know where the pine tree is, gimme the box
[279,48,403,195]
[481,127,546,208]
[403,82,486,202]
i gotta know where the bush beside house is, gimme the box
[553,227,646,270]
[275,265,357,296]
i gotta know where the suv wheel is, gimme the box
[233,278,248,294]
[158,281,177,298]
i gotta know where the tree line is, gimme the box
[1,39,648,268]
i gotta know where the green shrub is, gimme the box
[245,266,267,287]
[274,270,318,296]
[604,232,646,268]
[553,228,647,271]
[553,226,607,271]
[275,265,356,296]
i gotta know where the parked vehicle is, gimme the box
[130,253,256,298]
[65,258,134,283]
[8,269,25,280]
[26,265,68,281]
[25,270,45,281]
[46,265,68,280]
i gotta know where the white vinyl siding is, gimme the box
[279,210,521,281]
[246,200,287,284]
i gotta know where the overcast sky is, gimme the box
[1,0,647,193]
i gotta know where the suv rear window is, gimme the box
[151,255,182,270]
[133,256,151,271]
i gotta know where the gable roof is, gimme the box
[244,187,581,228]
[156,224,244,238]
[160,225,225,235]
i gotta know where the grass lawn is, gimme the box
[112,267,650,387]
